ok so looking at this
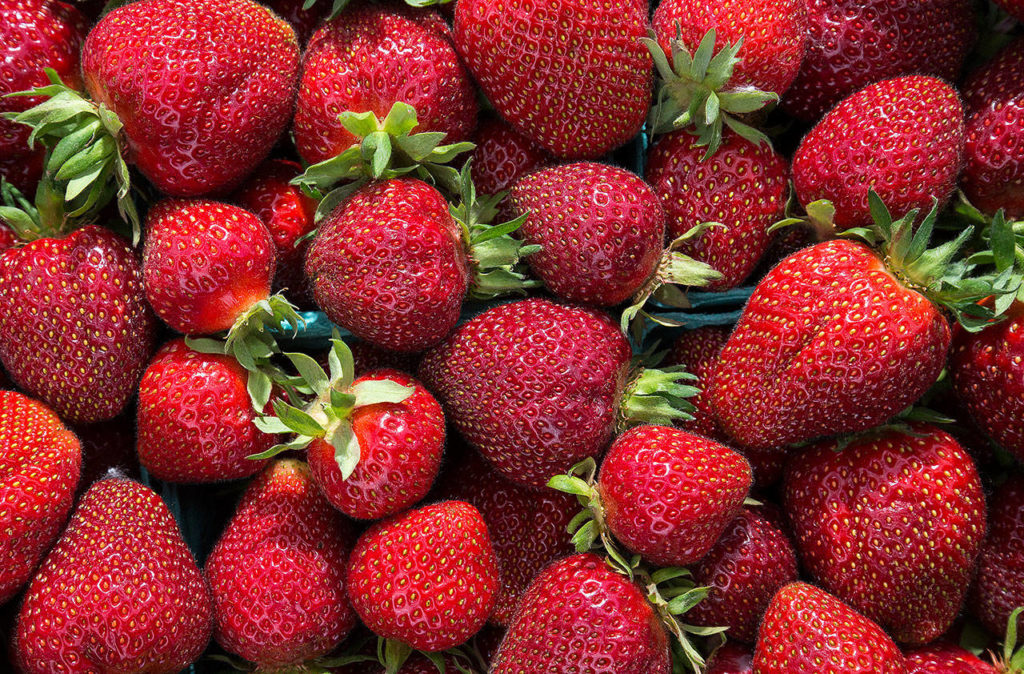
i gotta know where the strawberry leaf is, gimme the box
[351,379,416,408]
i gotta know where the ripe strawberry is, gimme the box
[454,0,652,159]
[346,501,498,652]
[492,553,670,673]
[646,130,788,290]
[0,225,155,423]
[0,152,43,195]
[0,391,81,604]
[971,476,1024,638]
[349,341,421,376]
[14,477,213,672]
[783,0,975,122]
[306,369,445,520]
[904,642,998,673]
[72,411,140,492]
[784,424,986,644]
[664,326,730,440]
[470,116,551,197]
[206,459,357,669]
[753,582,905,673]
[294,3,476,166]
[793,75,965,228]
[686,507,798,643]
[265,0,330,43]
[136,337,275,483]
[706,643,753,674]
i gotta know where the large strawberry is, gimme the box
[454,0,652,159]
[793,75,965,228]
[753,582,905,673]
[0,391,81,604]
[470,116,551,197]
[784,424,986,644]
[205,459,357,669]
[13,477,213,672]
[971,476,1024,638]
[904,642,998,673]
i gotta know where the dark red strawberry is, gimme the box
[793,75,965,228]
[72,411,140,494]
[0,391,81,605]
[0,152,43,195]
[349,341,421,376]
[294,2,476,166]
[784,424,986,644]
[664,326,730,440]
[706,643,753,674]
[454,0,652,159]
[346,501,498,652]
[206,459,357,669]
[783,0,975,122]
[996,0,1024,21]
[971,475,1024,638]
[265,0,330,43]
[492,553,670,673]
[136,337,275,483]
[904,641,997,673]
[646,130,788,290]
[0,225,155,423]
[470,116,551,197]
[753,582,905,673]
[13,477,213,672]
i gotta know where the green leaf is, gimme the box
[272,399,326,437]
[253,415,292,435]
[246,369,273,411]
[667,586,710,615]
[351,379,416,407]
[284,351,330,398]
[246,434,313,460]
[331,423,361,481]
[328,338,355,390]
[382,639,413,674]
[570,519,599,552]
[546,475,593,497]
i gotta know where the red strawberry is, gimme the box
[294,2,476,166]
[454,0,652,159]
[265,0,330,43]
[784,424,986,644]
[706,643,753,674]
[306,369,445,520]
[205,459,357,669]
[793,75,965,228]
[971,475,1024,638]
[664,326,730,440]
[996,0,1024,20]
[646,130,789,290]
[0,152,43,195]
[72,412,140,492]
[0,391,81,604]
[904,642,997,673]
[349,341,422,376]
[345,500,498,652]
[14,477,213,672]
[492,553,670,673]
[783,0,975,122]
[754,582,905,672]
[470,116,551,197]
[686,507,798,643]
[136,337,275,483]
[0,225,156,423]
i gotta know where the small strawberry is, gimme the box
[454,0,652,159]
[706,643,753,674]
[971,476,1024,639]
[753,582,905,673]
[904,641,998,673]
[13,477,213,673]
[470,116,551,197]
[0,391,81,605]
[205,459,357,669]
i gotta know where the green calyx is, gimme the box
[619,364,700,429]
[292,101,474,222]
[642,27,778,157]
[998,607,1024,674]
[769,187,837,241]
[302,0,452,21]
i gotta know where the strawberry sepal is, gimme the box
[617,364,700,429]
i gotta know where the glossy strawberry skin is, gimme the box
[664,326,730,440]
[306,178,470,353]
[646,130,788,291]
[709,239,951,450]
[136,338,273,483]
[0,391,81,604]
[345,501,498,651]
[0,225,156,424]
[454,0,652,160]
[784,0,975,122]
[793,75,965,228]
[206,459,356,668]
[142,199,276,335]
[83,0,300,196]
[14,478,213,673]
[784,425,986,644]
[492,553,670,674]
[904,642,997,674]
[706,643,753,674]
[753,582,905,673]
[652,0,807,96]
[294,3,476,166]
[470,116,551,197]
[598,425,751,567]
[419,298,633,487]
[971,476,1024,638]
[507,163,666,306]
[307,369,445,520]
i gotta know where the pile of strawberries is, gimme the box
[1,0,1023,672]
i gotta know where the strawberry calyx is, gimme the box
[995,607,1024,674]
[618,363,700,429]
[769,189,837,242]
[643,28,778,158]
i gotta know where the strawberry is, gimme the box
[0,153,43,195]
[784,424,986,644]
[265,0,330,43]
[13,477,213,672]
[646,130,788,290]
[454,0,652,159]
[996,0,1024,20]
[294,2,476,167]
[345,500,498,652]
[470,116,551,197]
[349,341,421,376]
[664,326,730,441]
[72,412,140,492]
[904,642,998,673]
[706,643,753,674]
[136,337,275,483]
[783,0,975,122]
[0,225,156,423]
[793,75,965,229]
[971,476,1024,639]
[0,391,81,604]
[491,553,670,673]
[205,459,357,669]
[753,582,905,673]
[306,369,445,520]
